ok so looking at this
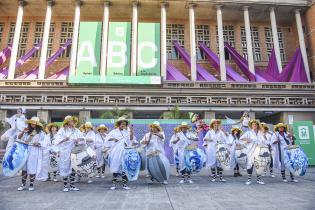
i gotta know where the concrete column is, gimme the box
[189,3,197,81]
[248,111,256,120]
[204,111,215,120]
[8,0,25,79]
[216,5,226,81]
[269,7,283,72]
[69,0,81,76]
[37,110,51,124]
[295,9,311,82]
[0,110,8,126]
[100,1,110,76]
[38,0,54,80]
[160,2,168,79]
[243,6,255,75]
[79,110,91,124]
[131,1,139,76]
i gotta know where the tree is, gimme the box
[99,106,132,119]
[160,105,189,119]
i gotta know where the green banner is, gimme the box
[106,22,131,76]
[137,23,161,76]
[293,121,315,165]
[76,22,102,76]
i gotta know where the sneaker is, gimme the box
[63,188,69,192]
[175,173,180,177]
[101,175,105,178]
[270,173,275,178]
[237,173,242,177]
[95,175,100,178]
[257,180,265,185]
[53,178,58,182]
[70,187,80,191]
[163,181,168,185]
[110,184,116,190]
[122,185,130,190]
[28,187,35,191]
[179,179,185,184]
[211,177,216,182]
[291,179,298,183]
[87,180,93,184]
[187,179,193,184]
[282,179,288,183]
[219,178,226,182]
[17,186,26,191]
[245,180,252,185]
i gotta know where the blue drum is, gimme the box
[147,151,170,183]
[184,145,206,173]
[122,147,141,181]
[284,145,308,176]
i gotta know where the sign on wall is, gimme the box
[76,22,102,76]
[106,22,131,76]
[137,23,160,76]
[293,121,315,165]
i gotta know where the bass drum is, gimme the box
[147,151,170,182]
[284,145,308,176]
[136,146,147,171]
[71,144,96,178]
[253,145,271,175]
[122,147,141,181]
[216,142,231,171]
[184,145,206,173]
[234,144,247,169]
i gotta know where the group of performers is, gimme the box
[1,109,307,192]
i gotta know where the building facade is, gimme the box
[0,0,315,125]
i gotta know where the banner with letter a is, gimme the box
[106,22,131,76]
[76,22,102,76]
[137,23,160,76]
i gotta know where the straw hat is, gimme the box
[178,122,191,129]
[231,127,241,134]
[63,115,79,126]
[97,124,108,132]
[248,119,261,129]
[260,122,269,131]
[26,116,44,128]
[173,126,180,133]
[149,121,162,131]
[209,119,221,129]
[80,122,93,132]
[114,117,129,127]
[274,123,288,132]
[45,122,60,133]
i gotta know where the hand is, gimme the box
[23,128,29,133]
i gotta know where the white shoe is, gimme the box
[28,187,35,191]
[122,185,130,190]
[187,179,193,184]
[110,184,116,190]
[17,186,26,191]
[63,188,69,192]
[211,178,216,182]
[282,179,288,183]
[53,178,58,182]
[179,179,185,184]
[87,180,93,184]
[257,180,265,185]
[101,175,105,178]
[291,179,298,183]
[219,178,226,182]
[270,174,275,178]
[245,180,252,185]
[70,187,80,191]
[163,181,168,185]
[95,175,100,178]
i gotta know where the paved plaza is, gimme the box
[0,167,314,210]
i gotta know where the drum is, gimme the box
[216,142,231,170]
[71,144,96,177]
[184,146,206,173]
[122,147,141,181]
[147,151,170,182]
[136,146,147,171]
[284,145,308,176]
[234,144,247,169]
[49,145,60,173]
[253,145,271,175]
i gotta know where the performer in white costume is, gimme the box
[239,119,265,185]
[203,119,228,182]
[240,112,251,133]
[171,122,198,184]
[227,127,243,177]
[104,117,137,190]
[55,116,85,192]
[169,126,180,176]
[79,122,96,184]
[17,117,47,191]
[271,123,298,183]
[95,124,108,178]
[1,108,27,151]
[260,123,275,177]
[140,121,167,184]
